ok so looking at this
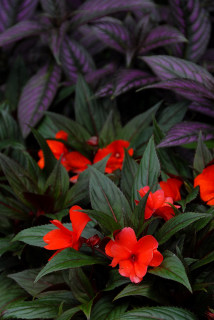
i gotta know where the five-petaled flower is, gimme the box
[136,186,180,221]
[43,205,91,260]
[105,227,163,283]
[194,164,214,205]
[159,178,183,201]
[38,130,70,170]
[93,140,133,173]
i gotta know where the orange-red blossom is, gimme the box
[194,164,214,205]
[105,227,163,283]
[43,205,91,260]
[137,186,180,221]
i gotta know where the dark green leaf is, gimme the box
[149,251,192,292]
[121,150,138,202]
[85,209,121,234]
[158,102,188,132]
[0,235,22,256]
[56,307,80,320]
[178,187,199,212]
[35,248,105,281]
[99,109,122,146]
[193,131,213,174]
[156,212,212,245]
[104,270,130,292]
[89,166,132,227]
[90,296,127,320]
[190,250,214,271]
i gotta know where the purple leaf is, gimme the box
[85,63,116,84]
[113,69,157,97]
[143,79,214,106]
[59,36,95,82]
[0,0,38,32]
[40,0,67,17]
[71,0,154,26]
[95,83,113,98]
[142,55,214,89]
[0,20,43,47]
[77,25,106,55]
[169,0,211,61]
[49,22,69,64]
[18,64,61,138]
[91,17,131,53]
[189,102,214,118]
[139,25,187,54]
[158,122,214,148]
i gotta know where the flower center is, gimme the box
[131,254,136,262]
[115,152,120,158]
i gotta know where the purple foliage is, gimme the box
[139,25,187,54]
[144,79,214,106]
[71,0,155,26]
[0,0,38,32]
[49,21,69,64]
[189,102,214,118]
[158,122,214,148]
[85,63,116,84]
[77,25,107,55]
[0,20,43,47]
[169,0,211,62]
[95,83,113,98]
[59,36,95,82]
[142,55,214,89]
[91,17,131,53]
[18,64,61,138]
[40,0,67,18]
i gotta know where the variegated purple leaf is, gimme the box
[49,21,69,64]
[0,20,43,47]
[59,36,95,82]
[169,0,211,62]
[139,25,187,54]
[85,63,116,84]
[0,0,38,32]
[18,64,61,138]
[113,69,157,97]
[91,17,131,53]
[189,102,214,118]
[142,55,214,89]
[95,83,113,98]
[40,0,66,17]
[158,122,214,148]
[71,0,154,26]
[143,79,214,106]
[78,25,107,55]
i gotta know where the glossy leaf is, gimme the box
[18,64,61,138]
[156,212,212,245]
[92,17,131,53]
[60,36,95,82]
[169,0,211,61]
[157,122,214,148]
[189,102,214,118]
[56,307,80,320]
[121,150,138,201]
[142,55,214,89]
[90,296,127,320]
[158,101,188,132]
[89,166,132,227]
[193,132,213,174]
[190,250,214,271]
[139,25,187,54]
[132,136,160,202]
[149,251,192,292]
[68,268,94,303]
[35,248,104,281]
[0,20,42,47]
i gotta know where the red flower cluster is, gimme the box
[105,227,163,283]
[194,164,214,205]
[43,205,91,260]
[136,178,182,221]
[94,140,133,173]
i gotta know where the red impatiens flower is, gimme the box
[38,130,70,170]
[137,186,180,221]
[43,205,91,260]
[93,140,133,173]
[65,151,92,182]
[105,227,163,283]
[159,178,183,201]
[194,164,214,205]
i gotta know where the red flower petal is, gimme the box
[149,249,163,267]
[65,151,91,173]
[69,205,91,240]
[43,229,73,250]
[55,130,68,140]
[194,165,214,205]
[160,178,183,201]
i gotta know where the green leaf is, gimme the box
[89,166,132,227]
[99,109,122,146]
[193,131,213,175]
[90,297,127,320]
[104,270,130,292]
[35,248,105,282]
[149,251,192,292]
[0,235,22,256]
[46,111,90,152]
[114,281,165,304]
[158,101,188,132]
[56,307,80,320]
[120,306,197,319]
[3,301,59,319]
[13,222,99,248]
[132,136,160,202]
[178,186,199,212]
[156,212,212,245]
[121,150,138,202]
[8,269,64,297]
[74,75,106,135]
[79,298,94,320]
[190,250,214,271]
[118,102,161,142]
[84,209,121,234]
[0,108,22,140]
[132,191,150,236]
[32,129,57,176]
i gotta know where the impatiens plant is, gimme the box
[0,0,214,319]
